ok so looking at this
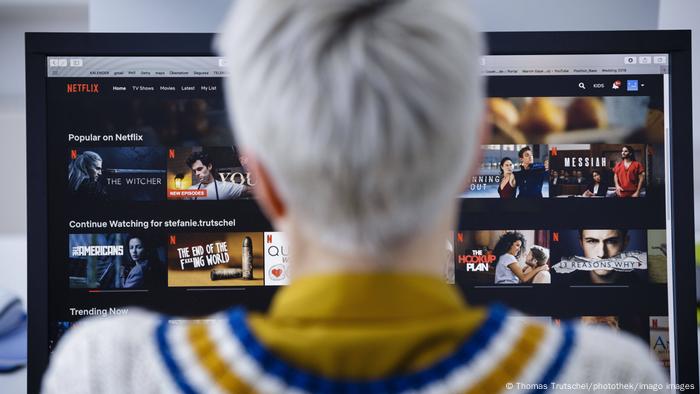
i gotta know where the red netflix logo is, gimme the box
[66,83,100,93]
[70,150,77,160]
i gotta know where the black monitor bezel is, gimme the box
[25,33,216,393]
[26,31,695,392]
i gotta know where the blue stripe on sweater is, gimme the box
[530,323,576,394]
[227,304,509,393]
[155,319,197,394]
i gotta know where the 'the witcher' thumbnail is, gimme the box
[68,147,166,202]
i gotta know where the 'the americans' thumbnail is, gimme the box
[68,233,165,289]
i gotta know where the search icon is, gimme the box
[578,82,586,89]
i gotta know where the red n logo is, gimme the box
[70,150,77,160]
[169,149,175,159]
[169,235,177,245]
[553,232,559,242]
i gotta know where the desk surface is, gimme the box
[0,235,27,394]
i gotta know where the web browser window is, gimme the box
[457,53,672,376]
[46,54,673,377]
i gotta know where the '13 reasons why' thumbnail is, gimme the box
[550,229,648,285]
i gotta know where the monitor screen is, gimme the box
[457,53,672,375]
[26,32,696,390]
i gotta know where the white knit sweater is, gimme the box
[43,308,670,393]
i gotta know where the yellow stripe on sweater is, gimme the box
[464,323,547,394]
[188,323,259,394]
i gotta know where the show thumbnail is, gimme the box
[553,315,669,375]
[68,148,166,201]
[486,96,663,144]
[462,144,549,198]
[166,147,253,200]
[445,234,455,284]
[647,230,667,284]
[167,232,264,287]
[554,315,647,341]
[550,229,647,285]
[68,233,165,289]
[549,144,663,198]
[649,316,671,373]
[454,230,550,285]
[264,232,290,286]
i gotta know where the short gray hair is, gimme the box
[218,0,484,254]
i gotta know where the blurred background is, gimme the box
[0,0,698,392]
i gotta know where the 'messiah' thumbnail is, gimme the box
[550,229,648,285]
[167,232,264,287]
[68,233,165,289]
[454,230,551,285]
[166,147,253,200]
[68,147,166,202]
[549,144,664,198]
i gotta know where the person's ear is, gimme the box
[246,153,286,223]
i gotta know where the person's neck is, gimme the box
[201,175,214,185]
[624,158,633,164]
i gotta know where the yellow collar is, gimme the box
[266,272,467,321]
[244,273,487,379]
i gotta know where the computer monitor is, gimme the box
[26,31,696,391]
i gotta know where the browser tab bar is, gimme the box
[479,54,668,76]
